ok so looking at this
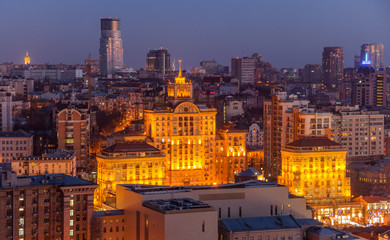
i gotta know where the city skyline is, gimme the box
[0,0,389,69]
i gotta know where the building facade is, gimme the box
[304,64,322,83]
[0,130,33,163]
[278,137,363,227]
[11,149,76,176]
[146,48,171,75]
[116,181,312,240]
[331,109,385,159]
[91,209,125,240]
[322,47,344,87]
[361,43,385,70]
[352,65,387,107]
[263,90,331,181]
[99,18,124,77]
[0,170,96,240]
[96,142,165,207]
[57,107,90,170]
[231,57,255,86]
[0,89,13,132]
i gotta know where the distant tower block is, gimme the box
[24,51,30,65]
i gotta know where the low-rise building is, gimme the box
[353,196,390,225]
[96,142,165,208]
[11,149,76,176]
[0,130,33,163]
[91,209,125,240]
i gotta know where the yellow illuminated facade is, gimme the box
[167,60,193,105]
[96,142,165,207]
[144,101,216,185]
[24,51,30,65]
[215,127,247,183]
[278,136,363,227]
[144,62,246,186]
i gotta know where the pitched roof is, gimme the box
[362,196,390,203]
[286,137,340,148]
[237,168,261,177]
[103,142,160,153]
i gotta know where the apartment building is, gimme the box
[0,130,33,163]
[11,149,76,176]
[0,170,96,240]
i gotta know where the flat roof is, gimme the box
[220,215,301,232]
[93,209,124,217]
[0,129,32,138]
[121,180,281,195]
[143,198,213,214]
[28,174,96,187]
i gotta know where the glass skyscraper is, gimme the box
[360,43,385,70]
[99,18,123,77]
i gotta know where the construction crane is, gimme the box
[84,53,102,111]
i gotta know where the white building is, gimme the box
[116,180,312,240]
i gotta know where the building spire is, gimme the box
[178,59,182,78]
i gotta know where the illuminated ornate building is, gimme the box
[96,142,165,207]
[167,60,193,105]
[278,136,363,226]
[144,61,246,186]
[24,51,30,65]
[215,126,247,183]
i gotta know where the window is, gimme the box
[219,208,221,218]
[228,207,230,218]
[239,207,242,217]
[270,205,273,215]
[296,235,300,240]
[202,220,205,232]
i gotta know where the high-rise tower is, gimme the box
[146,48,171,75]
[322,47,344,87]
[360,43,385,70]
[99,18,123,77]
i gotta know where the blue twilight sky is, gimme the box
[0,0,389,70]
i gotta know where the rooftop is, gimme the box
[220,215,301,232]
[361,196,390,203]
[121,180,280,195]
[13,149,75,161]
[308,226,358,239]
[93,209,125,218]
[236,168,261,177]
[103,142,160,153]
[143,198,213,214]
[0,129,32,138]
[28,174,96,187]
[286,136,341,148]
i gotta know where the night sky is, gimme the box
[1,0,389,69]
